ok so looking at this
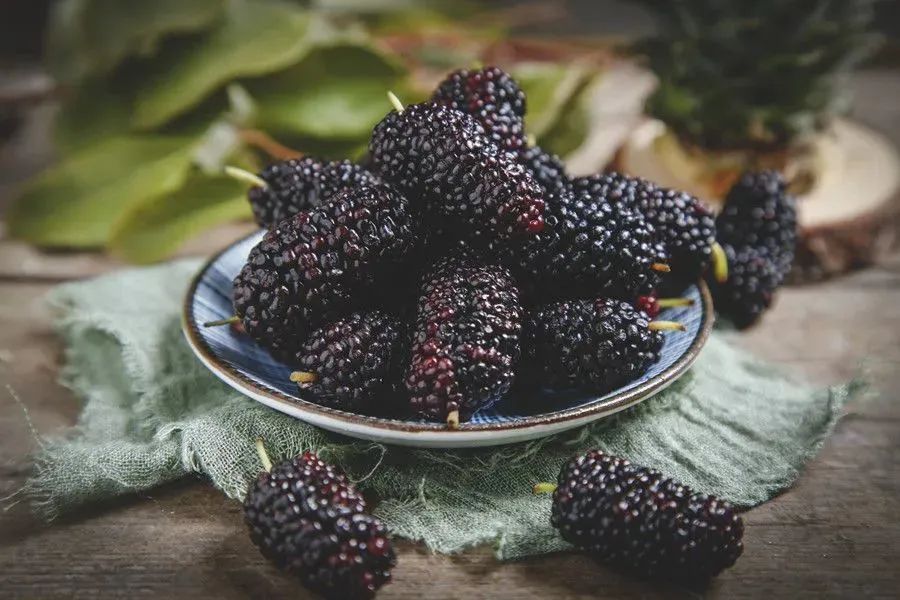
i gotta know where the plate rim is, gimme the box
[182,230,714,443]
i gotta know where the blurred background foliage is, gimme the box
[4,0,607,263]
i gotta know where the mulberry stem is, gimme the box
[651,263,671,273]
[224,165,268,189]
[446,410,460,430]
[533,482,558,494]
[387,91,405,114]
[203,315,239,327]
[290,371,317,384]
[649,320,686,332]
[255,438,273,472]
[656,297,694,308]
[711,242,729,283]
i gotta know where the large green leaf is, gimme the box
[514,62,595,140]
[46,0,225,83]
[55,79,134,153]
[250,42,406,141]
[132,0,311,130]
[109,172,251,264]
[7,136,194,248]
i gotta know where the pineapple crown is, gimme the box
[633,0,882,151]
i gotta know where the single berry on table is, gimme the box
[536,450,744,580]
[244,443,396,599]
[405,255,523,427]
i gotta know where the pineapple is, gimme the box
[632,0,880,196]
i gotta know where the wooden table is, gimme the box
[1,72,899,598]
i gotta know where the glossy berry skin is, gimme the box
[575,174,716,283]
[495,186,665,301]
[551,450,744,580]
[523,299,662,392]
[707,243,783,329]
[432,65,527,152]
[520,145,570,198]
[244,452,396,599]
[233,184,416,361]
[249,157,381,228]
[369,102,545,247]
[405,256,522,423]
[294,311,406,414]
[717,170,797,274]
[635,294,661,318]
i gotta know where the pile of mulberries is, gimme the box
[219,64,795,592]
[225,65,794,424]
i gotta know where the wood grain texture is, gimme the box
[0,256,898,599]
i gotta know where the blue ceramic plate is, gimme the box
[183,231,713,448]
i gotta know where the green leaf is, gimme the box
[7,136,194,248]
[55,78,134,153]
[132,0,311,130]
[251,42,406,140]
[539,85,591,158]
[46,0,226,82]
[109,172,251,264]
[514,62,595,140]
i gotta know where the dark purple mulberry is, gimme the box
[233,184,416,361]
[244,451,396,599]
[292,311,406,414]
[521,145,570,197]
[432,65,527,152]
[405,255,522,426]
[369,102,545,248]
[707,243,783,329]
[523,298,664,392]
[574,173,716,283]
[248,157,380,228]
[547,450,744,580]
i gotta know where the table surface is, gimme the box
[1,70,899,598]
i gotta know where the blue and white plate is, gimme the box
[183,231,713,448]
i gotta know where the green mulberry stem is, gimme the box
[224,165,268,189]
[533,483,558,494]
[203,315,239,328]
[255,438,273,473]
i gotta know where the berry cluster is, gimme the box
[226,65,794,428]
[222,65,791,590]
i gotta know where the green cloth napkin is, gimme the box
[25,260,862,559]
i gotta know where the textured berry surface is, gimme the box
[521,145,570,197]
[244,452,396,599]
[294,311,406,414]
[369,102,545,246]
[405,255,522,423]
[551,450,744,579]
[523,298,662,392]
[717,170,797,273]
[233,184,416,361]
[708,243,783,328]
[249,157,381,228]
[495,186,664,300]
[575,173,716,282]
[432,66,527,152]
[635,294,661,318]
